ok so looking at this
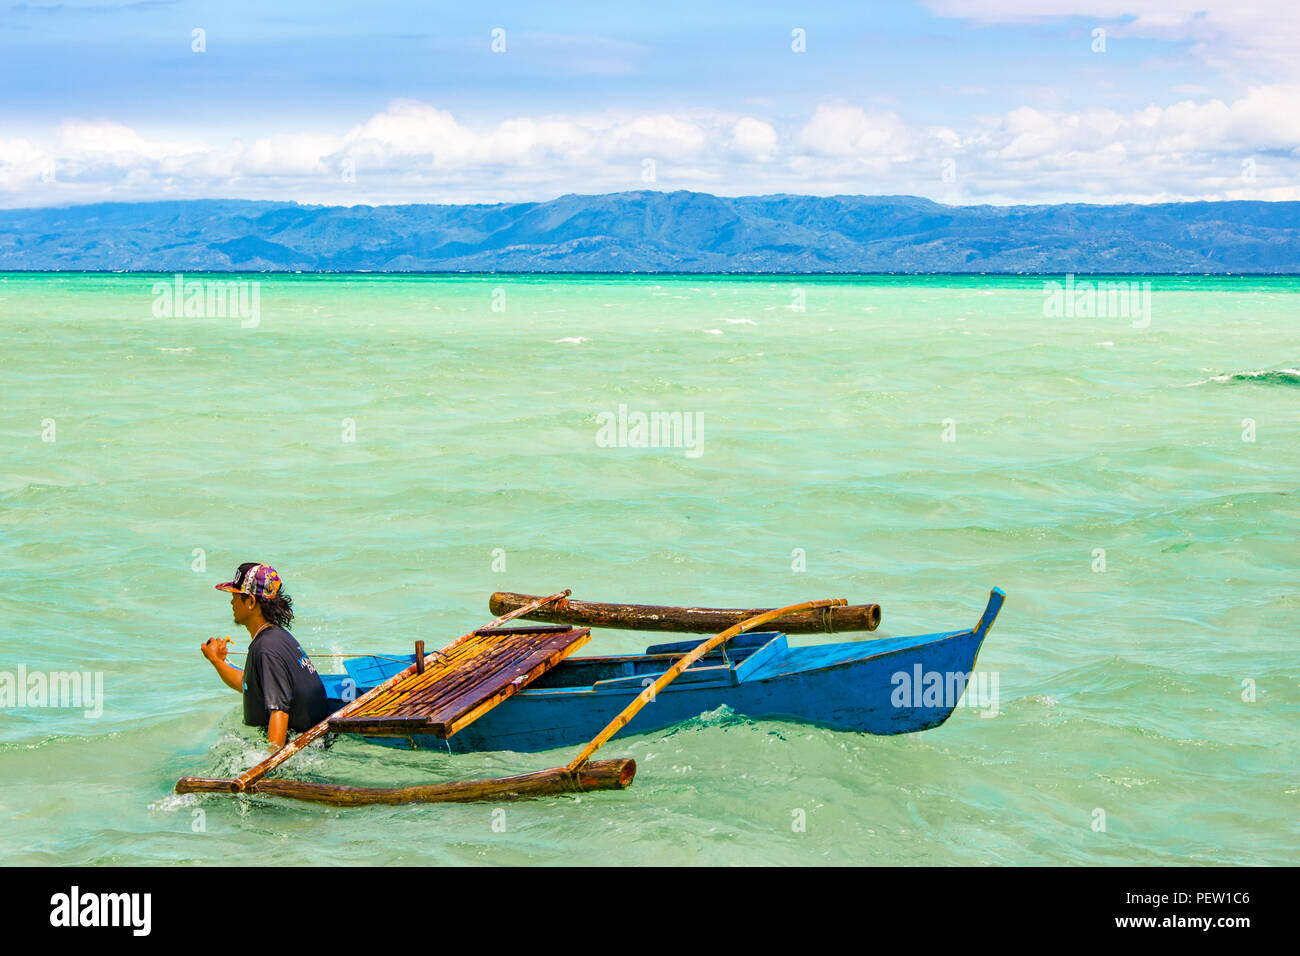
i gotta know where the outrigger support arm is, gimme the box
[565,597,847,773]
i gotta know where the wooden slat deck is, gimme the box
[329,626,591,738]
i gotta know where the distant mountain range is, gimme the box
[1,191,1298,272]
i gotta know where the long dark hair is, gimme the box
[236,562,294,629]
[258,591,294,629]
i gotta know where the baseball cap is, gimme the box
[215,563,283,599]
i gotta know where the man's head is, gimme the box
[216,562,294,629]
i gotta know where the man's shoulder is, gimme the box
[253,626,301,653]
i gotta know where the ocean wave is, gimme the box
[661,704,758,736]
[1189,368,1300,388]
[147,792,201,813]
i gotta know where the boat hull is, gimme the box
[410,629,983,754]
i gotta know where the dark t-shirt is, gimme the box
[241,625,331,731]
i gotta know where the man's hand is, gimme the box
[201,636,232,664]
[203,638,244,692]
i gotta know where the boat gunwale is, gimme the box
[754,628,981,681]
[510,626,982,695]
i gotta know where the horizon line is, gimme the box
[3,270,1296,278]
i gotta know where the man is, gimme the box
[201,562,331,750]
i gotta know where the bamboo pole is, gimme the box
[565,597,846,772]
[176,758,635,806]
[206,588,573,795]
[489,592,880,633]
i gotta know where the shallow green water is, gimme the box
[1,272,1296,865]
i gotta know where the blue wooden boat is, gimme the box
[320,588,1005,754]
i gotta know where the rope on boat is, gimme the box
[223,650,416,666]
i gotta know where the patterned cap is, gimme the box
[215,563,283,599]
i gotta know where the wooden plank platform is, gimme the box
[329,627,591,738]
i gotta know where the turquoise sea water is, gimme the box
[1,273,1296,865]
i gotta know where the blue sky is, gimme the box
[2,0,1298,207]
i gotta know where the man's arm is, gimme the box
[258,654,295,751]
[267,710,289,750]
[201,637,243,692]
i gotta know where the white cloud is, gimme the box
[798,105,917,160]
[345,101,465,163]
[0,138,55,190]
[598,114,711,160]
[732,118,778,160]
[57,119,208,160]
[4,89,1300,207]
[990,86,1300,164]
[239,133,345,177]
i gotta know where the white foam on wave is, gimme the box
[552,336,589,344]
[159,347,193,353]
[148,792,200,813]
[725,318,757,325]
[1183,367,1300,387]
[703,328,724,335]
